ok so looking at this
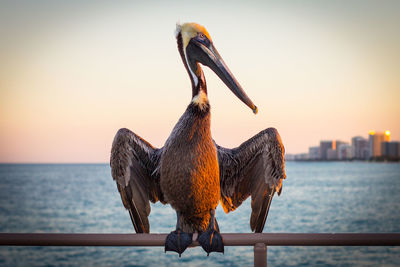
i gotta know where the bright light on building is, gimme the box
[369,131,375,135]
[385,130,390,136]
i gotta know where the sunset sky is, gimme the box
[1,0,399,163]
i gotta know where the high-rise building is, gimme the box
[369,131,390,158]
[338,143,352,160]
[351,136,369,160]
[321,140,346,160]
[327,148,337,160]
[320,141,332,160]
[334,140,346,159]
[308,146,320,160]
[381,141,400,158]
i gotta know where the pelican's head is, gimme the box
[175,22,258,114]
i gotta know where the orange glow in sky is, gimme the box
[0,1,399,163]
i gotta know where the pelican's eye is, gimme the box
[195,32,210,46]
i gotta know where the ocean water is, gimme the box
[0,162,399,266]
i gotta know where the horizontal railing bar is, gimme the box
[1,233,400,247]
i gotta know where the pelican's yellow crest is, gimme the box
[176,22,212,49]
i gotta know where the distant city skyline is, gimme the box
[287,130,399,161]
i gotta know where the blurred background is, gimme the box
[1,2,400,266]
[1,0,399,163]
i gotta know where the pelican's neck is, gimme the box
[176,32,208,102]
[189,65,209,112]
[190,65,207,95]
[185,50,208,99]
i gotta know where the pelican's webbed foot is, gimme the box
[198,209,224,256]
[165,229,193,257]
[165,211,193,257]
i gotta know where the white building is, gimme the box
[338,143,352,160]
[327,148,337,160]
[351,136,369,160]
[308,146,320,160]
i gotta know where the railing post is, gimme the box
[254,242,266,267]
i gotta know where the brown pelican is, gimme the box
[110,22,286,256]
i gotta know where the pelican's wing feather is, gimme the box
[216,128,286,232]
[110,128,164,233]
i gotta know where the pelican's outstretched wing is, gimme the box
[110,128,165,233]
[216,128,286,232]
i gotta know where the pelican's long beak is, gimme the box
[187,38,258,114]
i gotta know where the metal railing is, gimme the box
[1,233,400,267]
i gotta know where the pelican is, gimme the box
[110,22,286,256]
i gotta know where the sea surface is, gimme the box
[0,162,399,266]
